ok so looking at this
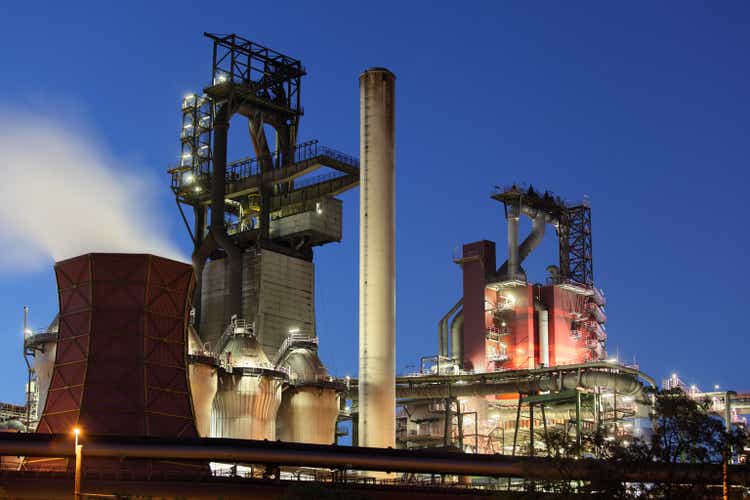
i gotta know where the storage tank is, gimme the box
[276,339,342,444]
[212,327,286,440]
[25,316,59,419]
[186,325,217,438]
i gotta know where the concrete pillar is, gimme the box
[358,68,396,449]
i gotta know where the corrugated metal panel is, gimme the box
[29,254,201,474]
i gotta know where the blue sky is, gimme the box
[1,1,748,405]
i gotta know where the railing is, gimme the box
[272,332,318,365]
[293,171,349,189]
[171,140,359,196]
[486,326,512,338]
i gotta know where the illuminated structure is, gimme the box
[358,68,397,449]
[451,185,606,374]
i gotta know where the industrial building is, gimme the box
[1,32,747,497]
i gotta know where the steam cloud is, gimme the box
[0,108,185,271]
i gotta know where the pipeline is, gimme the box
[449,309,464,367]
[2,433,746,485]
[437,299,461,358]
[497,208,547,278]
[191,104,244,321]
[392,370,645,401]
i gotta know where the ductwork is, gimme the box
[438,299,462,357]
[192,104,244,325]
[497,207,547,279]
[449,309,464,366]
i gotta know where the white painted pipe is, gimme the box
[507,205,520,279]
[358,68,396,449]
[539,309,549,368]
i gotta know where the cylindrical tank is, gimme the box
[212,334,284,440]
[276,347,340,444]
[186,326,217,438]
[32,316,59,418]
[359,67,396,449]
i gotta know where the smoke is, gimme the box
[0,108,185,271]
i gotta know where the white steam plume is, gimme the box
[0,108,185,270]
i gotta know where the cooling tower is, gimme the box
[27,253,201,474]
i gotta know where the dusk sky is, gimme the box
[0,1,748,406]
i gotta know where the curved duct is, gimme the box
[192,103,243,326]
[449,309,464,366]
[497,208,547,278]
[438,299,462,357]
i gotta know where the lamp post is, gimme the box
[73,427,82,499]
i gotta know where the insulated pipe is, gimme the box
[5,433,747,485]
[519,210,546,263]
[359,68,396,449]
[538,309,549,368]
[438,299,462,357]
[208,105,243,317]
[497,207,547,278]
[506,204,520,279]
[449,309,464,366]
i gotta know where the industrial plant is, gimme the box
[1,32,748,498]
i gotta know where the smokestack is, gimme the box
[358,68,396,449]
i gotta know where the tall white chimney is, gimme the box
[358,68,396,448]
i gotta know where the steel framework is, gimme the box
[559,204,594,287]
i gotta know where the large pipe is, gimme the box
[506,204,520,279]
[498,208,547,278]
[438,299,462,357]
[359,68,396,449]
[449,308,464,366]
[538,308,549,368]
[4,433,747,484]
[211,105,243,317]
[519,210,546,263]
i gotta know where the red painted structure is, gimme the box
[29,254,201,473]
[459,242,604,374]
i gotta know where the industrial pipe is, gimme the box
[519,210,546,263]
[534,300,549,368]
[390,370,646,401]
[438,299,461,358]
[506,204,520,279]
[498,207,547,278]
[3,433,747,485]
[359,68,396,449]
[449,309,464,366]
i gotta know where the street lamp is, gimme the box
[73,427,82,499]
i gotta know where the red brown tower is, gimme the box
[29,254,200,473]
